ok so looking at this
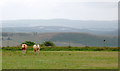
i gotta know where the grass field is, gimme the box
[2,51,118,69]
[0,50,2,70]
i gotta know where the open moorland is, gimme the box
[2,47,118,69]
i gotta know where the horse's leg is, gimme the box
[22,50,25,54]
[25,50,26,54]
[36,50,39,54]
[34,49,37,54]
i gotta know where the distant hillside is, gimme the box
[1,19,118,36]
[50,33,117,47]
[2,32,118,47]
[2,19,117,30]
[2,26,117,36]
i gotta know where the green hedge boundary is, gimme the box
[2,46,119,51]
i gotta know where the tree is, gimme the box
[104,40,106,47]
[7,37,12,40]
[33,32,38,36]
[2,33,8,37]
[40,44,44,47]
[7,37,12,47]
[22,41,35,46]
[2,38,4,41]
[43,41,55,46]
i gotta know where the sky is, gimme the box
[0,0,119,21]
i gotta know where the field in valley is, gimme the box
[2,51,118,69]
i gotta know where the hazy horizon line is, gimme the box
[0,18,118,21]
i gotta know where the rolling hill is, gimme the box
[2,32,118,47]
[1,19,118,36]
[1,19,118,47]
[2,26,117,36]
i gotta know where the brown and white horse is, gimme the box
[21,44,27,54]
[33,44,40,53]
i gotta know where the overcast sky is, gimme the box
[0,0,119,21]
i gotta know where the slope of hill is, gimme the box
[2,32,118,47]
[50,32,117,47]
[1,19,118,36]
[2,26,118,36]
[2,19,117,30]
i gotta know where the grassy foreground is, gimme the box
[2,51,118,69]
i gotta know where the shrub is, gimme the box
[40,44,45,47]
[22,41,35,46]
[85,46,89,49]
[43,41,55,47]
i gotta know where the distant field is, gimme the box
[2,51,118,69]
[2,32,118,47]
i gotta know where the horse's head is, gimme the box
[22,44,26,48]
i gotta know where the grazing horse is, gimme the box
[33,44,40,53]
[21,44,27,54]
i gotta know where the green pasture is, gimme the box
[2,51,118,69]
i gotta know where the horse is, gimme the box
[21,44,27,54]
[33,44,40,53]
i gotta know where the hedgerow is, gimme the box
[2,46,119,51]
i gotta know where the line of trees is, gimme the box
[22,41,55,47]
